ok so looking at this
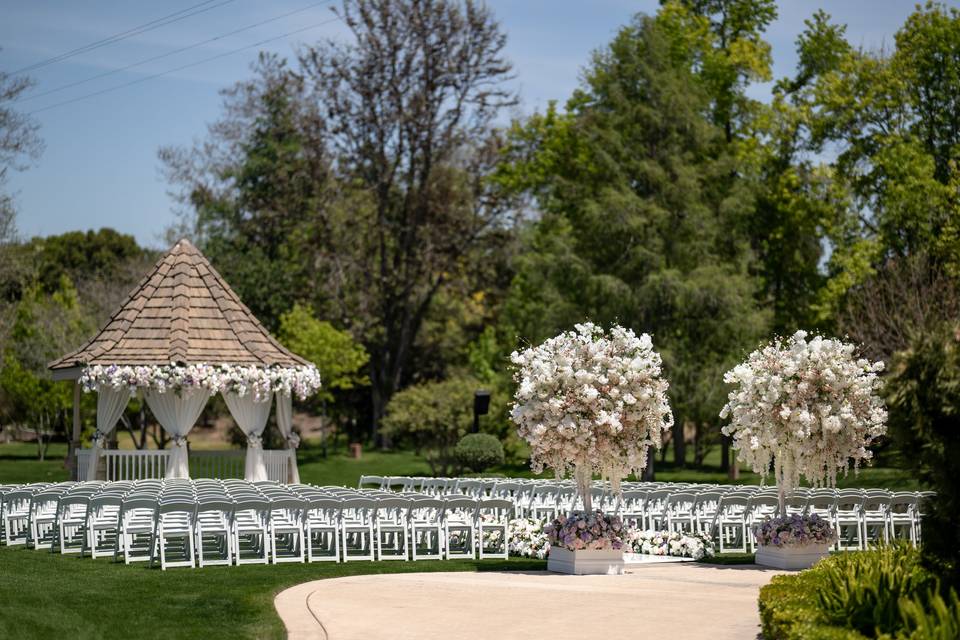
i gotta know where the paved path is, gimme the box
[274,563,783,640]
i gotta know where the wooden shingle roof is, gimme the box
[49,238,311,372]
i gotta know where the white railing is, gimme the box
[76,448,296,483]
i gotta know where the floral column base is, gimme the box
[547,547,625,575]
[755,543,831,570]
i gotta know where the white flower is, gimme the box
[719,332,887,494]
[510,324,672,482]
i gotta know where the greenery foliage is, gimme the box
[886,324,960,581]
[381,377,479,475]
[454,433,505,473]
[758,545,960,640]
[277,303,369,405]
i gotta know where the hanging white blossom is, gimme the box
[78,363,321,402]
[510,323,673,510]
[719,330,887,499]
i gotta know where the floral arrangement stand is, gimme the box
[548,547,625,575]
[544,512,626,576]
[720,331,886,570]
[751,513,835,570]
[754,542,832,570]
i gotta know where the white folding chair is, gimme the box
[477,499,511,560]
[56,494,91,555]
[2,489,33,546]
[715,495,749,553]
[340,497,376,562]
[860,495,889,546]
[409,498,445,561]
[232,498,271,565]
[119,496,157,564]
[154,500,196,570]
[887,492,917,544]
[665,492,697,533]
[373,498,410,561]
[195,496,233,567]
[269,496,306,563]
[835,490,865,550]
[305,497,341,562]
[443,498,477,560]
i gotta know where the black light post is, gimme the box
[473,389,491,433]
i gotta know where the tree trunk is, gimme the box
[672,421,685,469]
[642,449,656,481]
[721,435,730,472]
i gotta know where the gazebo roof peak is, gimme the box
[49,237,310,376]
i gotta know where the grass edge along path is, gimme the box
[0,545,546,640]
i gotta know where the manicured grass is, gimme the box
[0,544,545,640]
[0,442,70,484]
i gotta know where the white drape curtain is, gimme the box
[145,388,210,479]
[275,391,301,484]
[223,391,272,482]
[86,386,131,481]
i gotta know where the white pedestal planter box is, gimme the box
[755,543,831,570]
[622,553,695,565]
[548,547,625,575]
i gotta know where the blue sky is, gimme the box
[2,0,954,249]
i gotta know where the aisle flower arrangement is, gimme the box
[752,513,836,548]
[544,512,625,551]
[506,517,551,559]
[719,330,887,501]
[625,529,715,560]
[78,363,322,401]
[511,323,673,511]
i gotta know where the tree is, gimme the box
[162,2,519,443]
[381,377,479,475]
[277,303,369,406]
[886,323,960,582]
[161,53,334,330]
[809,2,960,316]
[496,12,769,467]
[297,0,517,441]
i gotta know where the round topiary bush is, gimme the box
[455,433,505,473]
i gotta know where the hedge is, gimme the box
[758,545,960,640]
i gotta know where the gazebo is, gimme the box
[48,238,320,483]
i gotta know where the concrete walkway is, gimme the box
[274,563,783,640]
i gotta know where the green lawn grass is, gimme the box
[0,544,545,640]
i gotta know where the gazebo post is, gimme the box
[69,380,81,481]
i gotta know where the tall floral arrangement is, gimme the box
[510,323,673,511]
[720,331,887,513]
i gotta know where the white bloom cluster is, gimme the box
[476,516,550,559]
[719,331,887,495]
[625,529,715,560]
[78,363,321,402]
[510,323,673,487]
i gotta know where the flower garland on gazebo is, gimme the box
[78,363,321,401]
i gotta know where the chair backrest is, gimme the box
[358,475,384,489]
[443,498,478,515]
[667,492,697,511]
[159,501,196,516]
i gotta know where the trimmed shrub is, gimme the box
[454,433,504,473]
[758,545,958,640]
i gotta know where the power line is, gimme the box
[16,1,334,103]
[27,18,340,116]
[11,0,237,75]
